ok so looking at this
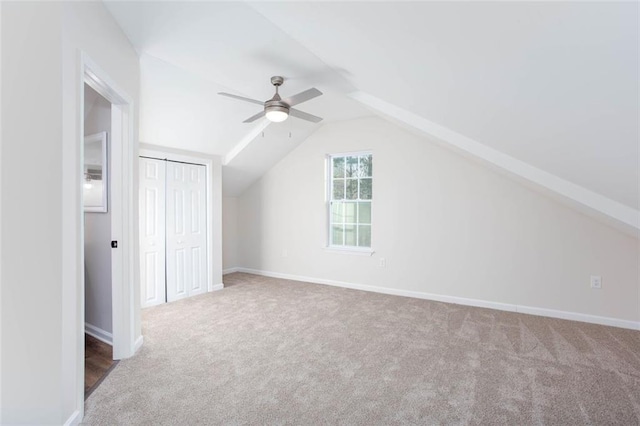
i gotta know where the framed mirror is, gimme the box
[83,131,108,212]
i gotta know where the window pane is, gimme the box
[358,202,371,224]
[346,179,358,199]
[345,156,358,177]
[328,153,373,248]
[359,154,372,177]
[359,178,372,200]
[345,224,357,246]
[344,202,357,223]
[332,179,345,200]
[358,225,371,247]
[331,202,344,224]
[333,157,345,179]
[331,225,344,246]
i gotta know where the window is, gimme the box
[328,152,372,249]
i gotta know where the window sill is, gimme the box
[323,246,375,256]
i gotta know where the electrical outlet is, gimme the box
[379,258,386,268]
[590,275,602,289]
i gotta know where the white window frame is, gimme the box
[326,151,374,255]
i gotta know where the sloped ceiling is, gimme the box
[104,2,638,218]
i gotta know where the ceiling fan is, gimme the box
[218,76,323,124]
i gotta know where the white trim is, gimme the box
[349,91,640,234]
[0,2,3,417]
[81,53,137,363]
[323,246,375,256]
[139,146,218,296]
[515,305,638,330]
[327,151,374,249]
[223,267,240,275]
[237,268,640,331]
[326,149,374,158]
[63,51,138,426]
[211,283,225,291]
[134,335,144,353]
[63,410,82,426]
[84,323,113,346]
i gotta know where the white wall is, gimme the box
[223,196,239,271]
[1,2,140,424]
[84,86,112,335]
[237,116,639,325]
[1,3,64,423]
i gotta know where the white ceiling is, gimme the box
[104,1,638,207]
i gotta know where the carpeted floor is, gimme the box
[83,272,640,425]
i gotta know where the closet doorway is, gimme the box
[140,156,208,307]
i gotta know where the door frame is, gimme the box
[139,146,219,296]
[82,53,138,359]
[67,51,139,423]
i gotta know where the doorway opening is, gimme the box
[82,84,118,397]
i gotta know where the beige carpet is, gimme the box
[83,273,640,425]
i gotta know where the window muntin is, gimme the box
[329,153,372,248]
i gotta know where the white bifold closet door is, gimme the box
[139,158,207,308]
[139,158,166,308]
[165,161,207,302]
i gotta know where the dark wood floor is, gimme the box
[85,334,117,398]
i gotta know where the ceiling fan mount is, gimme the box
[218,76,323,124]
[270,75,284,87]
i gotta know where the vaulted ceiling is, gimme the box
[104,1,638,222]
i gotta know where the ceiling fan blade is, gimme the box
[243,110,266,123]
[283,88,322,107]
[218,92,264,106]
[289,108,323,123]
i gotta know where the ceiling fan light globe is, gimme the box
[265,108,289,123]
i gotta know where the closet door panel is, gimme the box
[187,165,207,297]
[166,162,191,303]
[139,158,166,308]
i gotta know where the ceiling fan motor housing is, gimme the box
[266,76,289,116]
[265,100,289,114]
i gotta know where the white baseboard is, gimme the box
[85,323,113,345]
[134,335,144,353]
[515,305,639,330]
[211,283,224,291]
[237,267,640,331]
[223,267,240,275]
[63,409,81,426]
